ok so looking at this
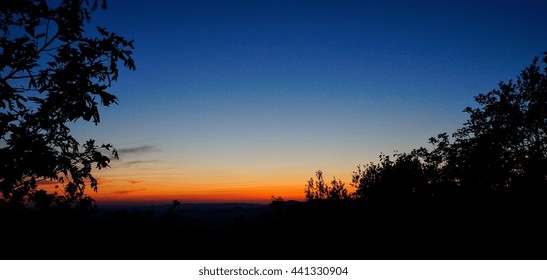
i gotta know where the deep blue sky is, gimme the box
[73,0,547,203]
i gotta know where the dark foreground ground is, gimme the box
[2,195,547,260]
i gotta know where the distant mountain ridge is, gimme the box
[97,202,269,212]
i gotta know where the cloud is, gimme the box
[123,160,159,167]
[97,177,115,185]
[36,180,60,186]
[118,145,159,155]
[128,180,143,184]
[37,177,114,187]
[114,159,159,168]
[111,188,147,195]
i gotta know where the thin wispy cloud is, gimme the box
[38,177,114,187]
[118,145,159,155]
[122,160,159,167]
[111,188,147,195]
[36,179,60,186]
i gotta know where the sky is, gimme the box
[65,0,547,205]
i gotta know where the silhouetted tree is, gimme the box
[413,134,460,197]
[449,54,547,194]
[351,151,428,200]
[328,177,349,200]
[268,195,285,217]
[305,170,326,200]
[270,195,284,205]
[305,170,349,200]
[0,0,135,208]
[351,53,547,201]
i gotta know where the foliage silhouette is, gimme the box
[350,53,547,201]
[351,151,429,201]
[449,54,547,195]
[0,0,135,208]
[290,53,547,259]
[305,170,350,200]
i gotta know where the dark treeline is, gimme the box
[306,53,547,202]
[284,52,547,259]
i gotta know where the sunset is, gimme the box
[2,0,547,262]
[66,0,547,205]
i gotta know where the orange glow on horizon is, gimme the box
[35,162,356,206]
[89,180,308,205]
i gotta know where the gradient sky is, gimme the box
[66,0,547,205]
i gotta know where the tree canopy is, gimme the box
[312,52,547,202]
[450,54,547,194]
[0,0,135,208]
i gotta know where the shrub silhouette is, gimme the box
[305,170,350,200]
